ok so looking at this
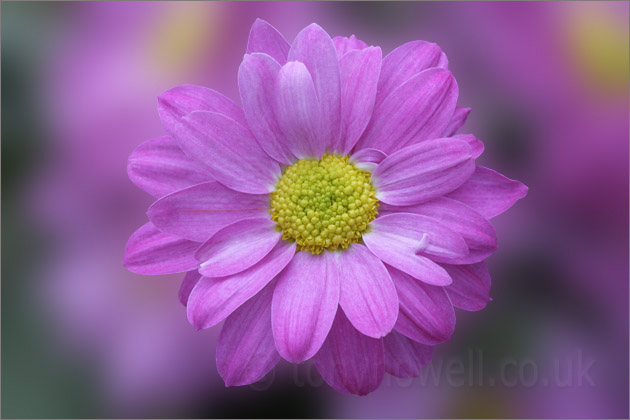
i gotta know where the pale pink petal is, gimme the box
[447,166,528,219]
[187,240,295,330]
[288,23,341,150]
[147,181,269,242]
[453,134,484,159]
[389,266,456,346]
[338,46,382,154]
[372,138,475,206]
[158,84,246,140]
[380,197,497,265]
[350,147,387,172]
[272,251,339,363]
[217,281,281,386]
[127,136,211,198]
[238,53,295,165]
[178,271,201,307]
[383,330,433,378]
[374,41,449,108]
[123,222,199,275]
[333,34,368,57]
[274,61,324,159]
[357,68,459,154]
[179,111,280,194]
[444,262,492,311]
[196,217,280,278]
[314,309,384,396]
[246,19,290,64]
[334,244,398,338]
[443,106,471,137]
[363,214,460,286]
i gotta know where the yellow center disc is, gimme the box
[270,154,378,254]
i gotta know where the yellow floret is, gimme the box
[270,154,378,254]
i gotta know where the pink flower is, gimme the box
[124,19,527,396]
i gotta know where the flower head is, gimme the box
[124,19,527,395]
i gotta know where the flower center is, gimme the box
[270,154,378,254]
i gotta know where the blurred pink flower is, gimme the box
[124,20,526,395]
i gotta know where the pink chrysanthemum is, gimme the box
[124,20,527,395]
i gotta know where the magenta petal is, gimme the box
[333,34,368,57]
[443,106,471,137]
[314,309,384,396]
[350,147,387,172]
[127,136,211,198]
[178,271,201,307]
[335,244,398,338]
[357,68,458,154]
[147,181,269,242]
[196,217,280,278]
[447,166,528,219]
[158,85,246,140]
[363,214,458,286]
[383,330,433,378]
[338,46,382,154]
[444,262,492,311]
[288,23,342,150]
[217,281,281,386]
[389,266,456,346]
[179,111,280,194]
[453,134,484,159]
[372,138,475,206]
[246,19,290,65]
[187,240,295,330]
[380,197,497,265]
[375,41,449,109]
[123,222,200,275]
[274,61,324,159]
[238,53,295,165]
[272,251,339,363]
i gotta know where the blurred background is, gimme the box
[1,1,628,418]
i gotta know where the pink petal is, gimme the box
[453,134,484,159]
[389,266,456,346]
[380,197,497,265]
[338,46,382,154]
[447,166,528,219]
[123,222,200,275]
[288,24,341,150]
[357,68,458,154]
[335,244,398,338]
[187,240,295,330]
[179,111,280,194]
[274,61,324,159]
[368,212,468,258]
[246,19,290,65]
[375,41,449,109]
[363,214,460,286]
[444,262,492,311]
[443,106,471,137]
[272,251,339,363]
[314,309,384,396]
[333,34,368,57]
[217,281,281,386]
[372,137,475,206]
[178,271,201,307]
[238,53,295,165]
[196,217,281,278]
[350,147,387,172]
[383,330,433,378]
[158,84,246,140]
[147,181,269,242]
[127,136,211,198]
